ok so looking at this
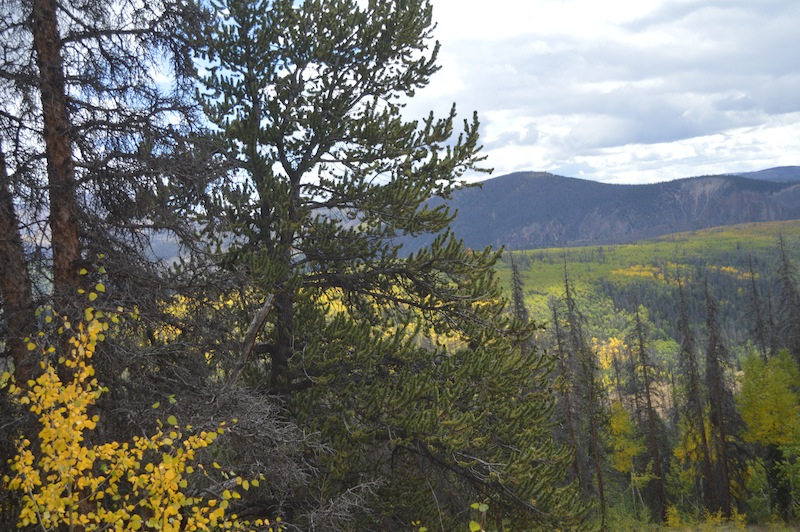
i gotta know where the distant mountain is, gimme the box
[733,166,800,182]
[402,168,800,252]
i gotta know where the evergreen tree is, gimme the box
[0,0,213,379]
[549,295,583,485]
[629,306,667,522]
[0,0,303,526]
[0,150,36,381]
[703,278,744,517]
[561,268,607,527]
[509,253,533,355]
[674,281,715,512]
[747,256,772,361]
[193,0,583,527]
[510,254,530,325]
[775,235,800,363]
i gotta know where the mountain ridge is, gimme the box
[404,166,800,252]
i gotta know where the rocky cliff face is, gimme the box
[402,169,800,252]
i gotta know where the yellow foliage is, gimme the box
[607,401,645,475]
[593,336,626,371]
[611,264,661,279]
[738,351,800,447]
[1,308,270,531]
[665,505,681,527]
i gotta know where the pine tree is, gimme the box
[509,253,533,355]
[747,256,772,361]
[549,296,583,487]
[630,306,667,522]
[775,235,800,363]
[0,0,212,377]
[0,150,36,382]
[674,281,715,512]
[510,254,530,325]
[703,278,744,517]
[561,267,607,527]
[193,0,584,527]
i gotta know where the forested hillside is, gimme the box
[498,220,800,527]
[403,169,800,252]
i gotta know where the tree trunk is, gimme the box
[31,0,81,297]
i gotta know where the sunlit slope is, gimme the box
[498,220,800,344]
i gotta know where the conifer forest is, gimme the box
[1,0,800,529]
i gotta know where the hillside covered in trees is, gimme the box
[402,169,800,252]
[498,220,800,528]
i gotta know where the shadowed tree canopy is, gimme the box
[0,0,215,381]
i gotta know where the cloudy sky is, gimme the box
[403,0,800,184]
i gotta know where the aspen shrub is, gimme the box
[1,303,270,531]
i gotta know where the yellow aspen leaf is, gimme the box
[5,308,265,532]
[26,342,36,351]
[95,283,105,292]
[79,268,88,275]
[89,292,98,302]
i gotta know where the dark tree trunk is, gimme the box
[634,308,667,522]
[31,0,82,299]
[677,282,716,510]
[705,280,733,517]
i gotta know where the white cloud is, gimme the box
[406,0,800,183]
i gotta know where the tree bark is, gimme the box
[31,0,82,297]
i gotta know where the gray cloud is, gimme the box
[408,0,800,182]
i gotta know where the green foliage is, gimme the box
[738,350,800,447]
[504,224,800,527]
[188,0,584,527]
[501,221,800,352]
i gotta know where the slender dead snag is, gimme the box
[225,294,274,390]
